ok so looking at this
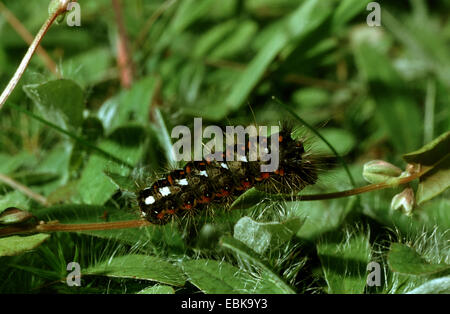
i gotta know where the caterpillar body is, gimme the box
[137,125,319,225]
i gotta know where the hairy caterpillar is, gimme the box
[137,124,319,225]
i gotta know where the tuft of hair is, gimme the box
[255,122,335,195]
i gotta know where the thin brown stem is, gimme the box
[280,167,429,202]
[36,219,151,232]
[112,0,134,88]
[0,1,59,76]
[0,173,48,206]
[0,162,434,238]
[0,0,70,110]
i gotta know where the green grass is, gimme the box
[0,0,449,294]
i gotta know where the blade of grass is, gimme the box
[7,103,134,169]
[220,236,295,294]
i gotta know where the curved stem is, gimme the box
[0,173,48,206]
[289,171,423,201]
[0,0,75,110]
[0,1,59,76]
[0,164,432,238]
[0,13,58,110]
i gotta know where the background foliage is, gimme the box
[0,0,449,294]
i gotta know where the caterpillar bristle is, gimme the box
[137,123,323,225]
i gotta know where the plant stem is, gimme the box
[112,0,134,88]
[0,1,59,76]
[0,14,57,110]
[0,173,48,206]
[424,78,436,144]
[0,0,73,110]
[36,219,151,232]
[0,163,432,238]
[287,169,425,201]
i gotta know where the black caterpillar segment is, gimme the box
[137,126,318,224]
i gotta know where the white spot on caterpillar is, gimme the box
[220,163,228,169]
[199,170,208,177]
[159,187,171,196]
[144,196,156,205]
[177,178,188,186]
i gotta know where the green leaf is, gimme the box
[84,254,185,287]
[381,9,450,87]
[181,259,256,294]
[233,216,303,254]
[353,41,423,153]
[291,87,330,108]
[220,236,295,294]
[406,276,450,294]
[294,197,358,241]
[153,108,177,167]
[399,131,449,205]
[0,234,50,257]
[75,156,120,205]
[97,76,157,132]
[61,48,113,87]
[388,243,450,276]
[209,20,259,59]
[317,231,371,294]
[403,131,450,166]
[23,79,85,130]
[104,170,137,193]
[332,0,371,29]
[0,152,36,174]
[314,128,356,155]
[75,128,144,205]
[361,189,449,238]
[170,0,216,34]
[415,154,450,204]
[223,0,334,114]
[0,191,30,211]
[229,188,267,210]
[34,204,136,225]
[193,20,239,58]
[81,117,104,142]
[137,285,175,294]
[46,181,79,205]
